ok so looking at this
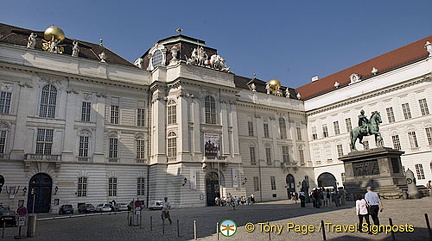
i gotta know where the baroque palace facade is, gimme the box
[0,23,430,212]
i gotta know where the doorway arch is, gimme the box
[27,173,52,213]
[205,172,220,206]
[286,174,295,199]
[317,172,337,188]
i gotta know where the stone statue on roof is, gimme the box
[72,41,79,57]
[27,33,37,49]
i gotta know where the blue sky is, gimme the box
[2,0,431,88]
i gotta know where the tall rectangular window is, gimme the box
[402,103,412,119]
[337,144,343,157]
[408,131,419,148]
[282,146,290,163]
[109,138,118,162]
[425,127,432,145]
[419,98,429,116]
[415,164,425,180]
[322,125,329,137]
[108,177,117,196]
[299,149,305,164]
[167,132,177,158]
[345,118,352,132]
[36,129,53,155]
[249,146,256,165]
[136,139,145,162]
[81,102,91,122]
[279,118,287,139]
[78,136,89,160]
[296,126,302,140]
[333,121,340,135]
[137,177,145,196]
[0,92,12,114]
[110,105,119,124]
[137,108,145,126]
[39,85,57,118]
[270,176,276,190]
[392,135,401,150]
[265,147,272,165]
[263,123,269,138]
[0,130,6,155]
[253,176,260,191]
[248,121,254,136]
[167,100,177,125]
[77,177,87,197]
[312,126,318,140]
[386,107,395,123]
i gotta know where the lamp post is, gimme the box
[31,188,35,214]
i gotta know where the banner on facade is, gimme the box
[204,133,220,157]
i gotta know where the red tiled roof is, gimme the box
[296,36,431,100]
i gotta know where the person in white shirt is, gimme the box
[161,197,172,224]
[355,193,371,233]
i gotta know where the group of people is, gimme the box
[297,187,348,208]
[214,194,255,207]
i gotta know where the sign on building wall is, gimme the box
[204,133,220,157]
[190,169,197,189]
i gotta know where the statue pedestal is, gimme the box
[340,147,406,199]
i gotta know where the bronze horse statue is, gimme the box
[350,111,383,151]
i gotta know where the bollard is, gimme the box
[177,219,180,238]
[194,220,197,240]
[217,222,219,240]
[140,213,142,229]
[150,216,153,231]
[27,214,37,237]
[268,222,271,240]
[321,220,326,240]
[426,213,432,240]
[2,221,5,239]
[389,218,395,240]
[162,219,165,235]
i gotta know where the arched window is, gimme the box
[39,84,57,118]
[279,117,287,139]
[167,100,177,125]
[167,132,177,158]
[205,96,216,124]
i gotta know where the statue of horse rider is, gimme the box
[358,110,369,135]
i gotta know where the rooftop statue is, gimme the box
[350,110,383,151]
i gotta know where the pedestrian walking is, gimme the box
[355,193,371,233]
[299,190,306,207]
[426,180,431,197]
[161,197,172,225]
[364,186,383,226]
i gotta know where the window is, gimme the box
[36,129,53,154]
[419,99,429,116]
[110,105,119,124]
[333,121,340,135]
[282,146,290,163]
[253,176,260,191]
[265,147,272,165]
[151,49,163,68]
[167,132,177,158]
[81,102,91,122]
[109,138,118,162]
[408,131,419,148]
[312,126,317,140]
[136,139,145,162]
[392,135,401,150]
[279,117,287,139]
[0,130,6,156]
[415,164,425,180]
[263,123,269,138]
[322,124,329,137]
[337,144,343,157]
[248,121,254,136]
[270,176,276,190]
[205,96,216,124]
[299,149,305,165]
[137,177,145,196]
[386,107,395,123]
[137,108,145,126]
[296,126,302,140]
[78,136,89,161]
[39,84,57,118]
[108,177,117,196]
[77,177,87,197]
[167,100,177,125]
[249,146,256,165]
[345,118,352,132]
[0,91,12,114]
[402,103,412,119]
[363,140,369,150]
[426,127,432,145]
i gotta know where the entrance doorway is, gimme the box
[317,172,337,188]
[205,172,220,206]
[286,174,295,199]
[27,173,52,213]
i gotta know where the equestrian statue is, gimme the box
[350,110,383,151]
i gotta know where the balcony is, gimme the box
[25,154,62,162]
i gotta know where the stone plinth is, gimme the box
[339,147,406,198]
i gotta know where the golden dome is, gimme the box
[44,25,65,41]
[268,79,281,88]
